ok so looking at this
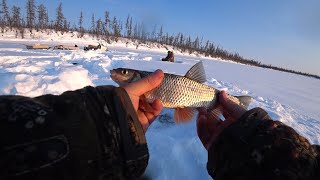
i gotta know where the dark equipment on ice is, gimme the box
[53,45,79,50]
[84,44,107,51]
[162,51,174,62]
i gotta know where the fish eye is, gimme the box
[121,70,128,75]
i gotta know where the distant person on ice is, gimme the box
[162,50,174,62]
[0,70,319,179]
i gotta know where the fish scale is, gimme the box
[144,73,219,109]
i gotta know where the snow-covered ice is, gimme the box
[0,31,319,179]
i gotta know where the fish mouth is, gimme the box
[109,72,123,83]
[110,74,117,81]
[109,70,116,79]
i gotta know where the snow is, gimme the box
[1,30,320,179]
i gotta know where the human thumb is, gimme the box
[219,91,246,119]
[124,69,164,96]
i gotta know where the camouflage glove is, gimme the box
[207,108,319,180]
[0,86,149,180]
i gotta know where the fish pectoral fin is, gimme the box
[208,105,223,121]
[184,61,207,83]
[174,107,196,123]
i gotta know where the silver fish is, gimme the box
[110,61,252,123]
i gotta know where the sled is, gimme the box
[26,44,50,50]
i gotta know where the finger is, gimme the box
[207,116,221,133]
[139,99,147,111]
[205,119,228,150]
[137,111,149,132]
[140,99,162,113]
[222,109,235,122]
[206,129,222,150]
[139,99,154,112]
[145,99,163,124]
[197,115,210,148]
[222,108,232,119]
[219,91,246,119]
[151,99,163,116]
[144,111,157,122]
[209,105,223,127]
[197,107,207,116]
[139,99,163,125]
[222,109,236,127]
[124,69,164,96]
[198,107,219,136]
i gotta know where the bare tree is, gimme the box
[63,19,69,32]
[140,22,148,40]
[45,9,49,28]
[1,0,10,26]
[96,18,103,36]
[38,4,47,30]
[11,6,21,28]
[151,24,158,41]
[129,17,132,37]
[78,11,83,33]
[193,36,200,49]
[71,23,77,31]
[37,4,48,30]
[90,13,95,34]
[19,18,25,38]
[173,33,180,46]
[125,14,133,38]
[55,2,64,32]
[26,0,36,30]
[185,36,191,48]
[158,25,163,43]
[133,22,138,39]
[111,16,122,40]
[103,10,110,35]
[179,33,185,46]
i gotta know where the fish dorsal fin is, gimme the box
[184,61,207,83]
[174,107,196,123]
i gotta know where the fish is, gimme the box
[110,61,252,123]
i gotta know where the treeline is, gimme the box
[0,0,318,79]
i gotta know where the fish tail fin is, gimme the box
[174,107,196,123]
[234,95,252,110]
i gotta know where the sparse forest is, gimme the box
[0,0,318,79]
